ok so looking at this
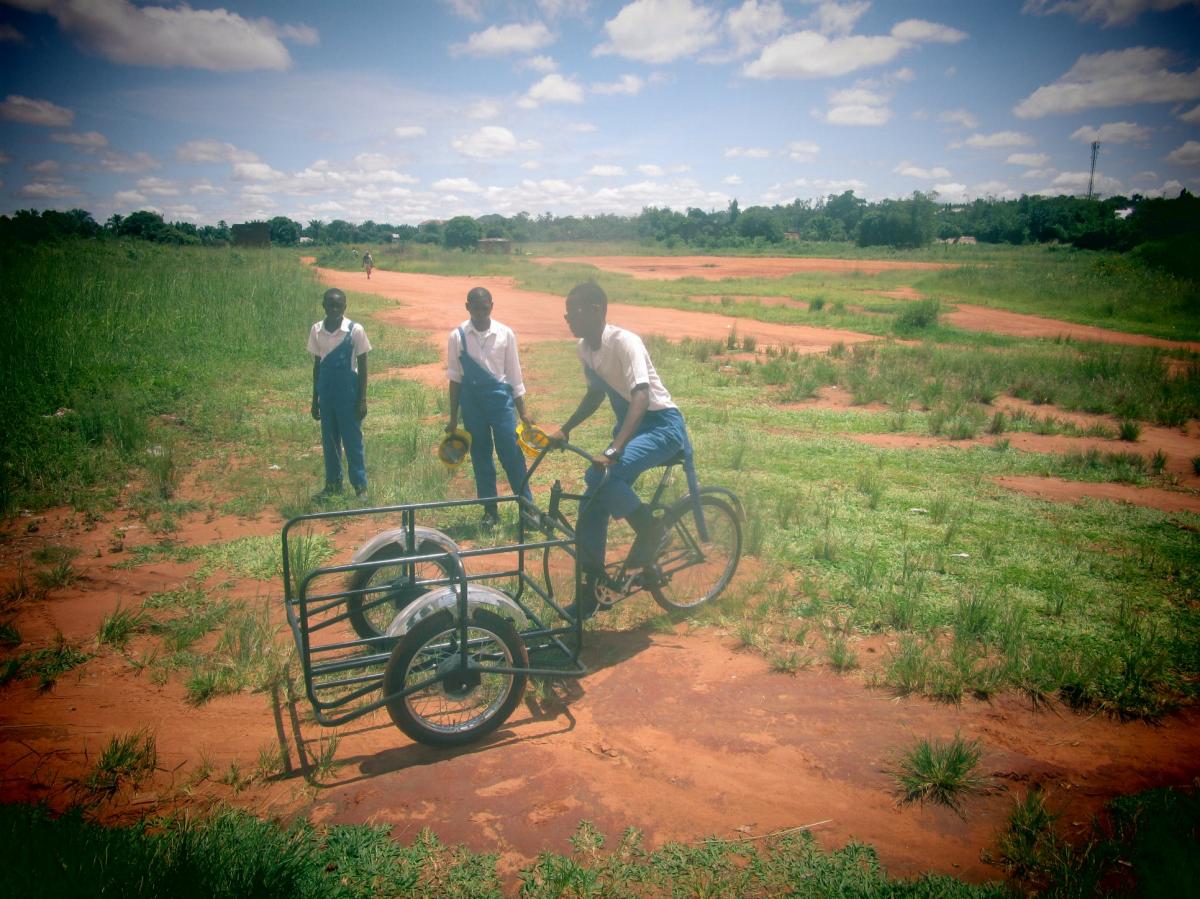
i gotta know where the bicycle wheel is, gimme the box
[649,494,741,613]
[346,541,460,640]
[383,609,528,747]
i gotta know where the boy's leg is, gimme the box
[318,396,344,489]
[489,402,531,503]
[462,403,499,517]
[328,383,367,492]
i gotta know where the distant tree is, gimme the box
[268,216,301,246]
[442,215,481,249]
[736,207,783,243]
[323,219,356,244]
[305,219,323,241]
[824,190,867,233]
[118,210,169,241]
[105,213,123,233]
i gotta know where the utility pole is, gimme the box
[1086,141,1100,200]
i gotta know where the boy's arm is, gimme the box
[356,354,368,419]
[551,384,605,444]
[447,380,461,433]
[513,393,532,427]
[311,357,321,420]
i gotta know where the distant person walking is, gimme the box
[309,288,371,499]
[446,286,533,530]
[362,250,374,280]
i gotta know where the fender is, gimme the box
[671,487,746,521]
[385,584,528,638]
[352,526,461,565]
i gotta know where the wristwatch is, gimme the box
[603,446,621,462]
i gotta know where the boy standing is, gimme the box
[446,286,533,530]
[309,288,371,499]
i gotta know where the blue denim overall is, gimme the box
[457,326,530,516]
[317,322,367,491]
[577,368,695,575]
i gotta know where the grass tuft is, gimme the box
[892,733,988,814]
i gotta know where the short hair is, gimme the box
[466,286,492,306]
[567,281,607,312]
[323,288,346,305]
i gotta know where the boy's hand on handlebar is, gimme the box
[546,426,568,447]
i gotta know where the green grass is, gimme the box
[892,734,989,814]
[83,728,157,797]
[0,632,91,688]
[96,603,153,649]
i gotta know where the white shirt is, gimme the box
[577,324,676,411]
[446,318,527,398]
[308,318,372,374]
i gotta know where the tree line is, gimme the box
[3,189,1196,267]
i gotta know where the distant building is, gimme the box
[936,235,977,245]
[784,231,802,241]
[231,222,270,247]
[478,238,512,254]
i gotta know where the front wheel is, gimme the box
[382,610,528,747]
[649,494,741,614]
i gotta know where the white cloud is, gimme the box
[724,146,771,158]
[824,103,891,125]
[442,0,485,22]
[723,174,742,184]
[591,74,644,96]
[432,177,483,193]
[933,182,968,202]
[452,125,539,158]
[1,95,73,126]
[958,131,1035,149]
[393,125,427,139]
[1180,104,1200,123]
[1132,170,1159,180]
[808,1,870,36]
[1021,0,1198,28]
[21,180,82,198]
[588,164,626,176]
[189,179,224,195]
[162,203,200,222]
[723,0,788,58]
[521,160,541,170]
[1006,152,1051,166]
[891,19,968,43]
[99,151,159,173]
[232,161,284,181]
[595,0,719,63]
[745,31,904,78]
[1166,140,1200,164]
[937,108,978,129]
[467,100,502,119]
[176,139,257,164]
[136,176,180,196]
[521,73,584,106]
[1142,178,1185,197]
[113,189,148,207]
[520,54,558,72]
[1014,47,1200,118]
[786,140,820,162]
[895,162,952,179]
[21,0,309,70]
[453,22,553,56]
[822,86,891,126]
[567,122,598,132]
[1070,121,1152,143]
[1039,170,1125,195]
[1022,168,1056,178]
[27,160,60,175]
[51,130,108,151]
[637,164,665,175]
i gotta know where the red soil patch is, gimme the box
[993,476,1200,514]
[945,304,1200,353]
[531,255,953,280]
[689,294,809,310]
[312,267,877,361]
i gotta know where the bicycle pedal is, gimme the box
[594,583,621,608]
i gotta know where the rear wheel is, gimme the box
[649,495,741,614]
[346,541,460,640]
[382,610,527,747]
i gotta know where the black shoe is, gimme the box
[565,577,599,621]
[520,510,545,532]
[313,484,343,501]
[480,512,500,533]
[353,484,368,498]
[626,518,666,569]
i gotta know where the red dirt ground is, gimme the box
[531,255,953,280]
[3,256,1199,893]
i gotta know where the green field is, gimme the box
[2,239,1198,894]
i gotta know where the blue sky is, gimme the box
[1,0,1198,226]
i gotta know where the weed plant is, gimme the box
[0,632,90,688]
[892,734,989,814]
[96,604,152,649]
[84,728,157,797]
